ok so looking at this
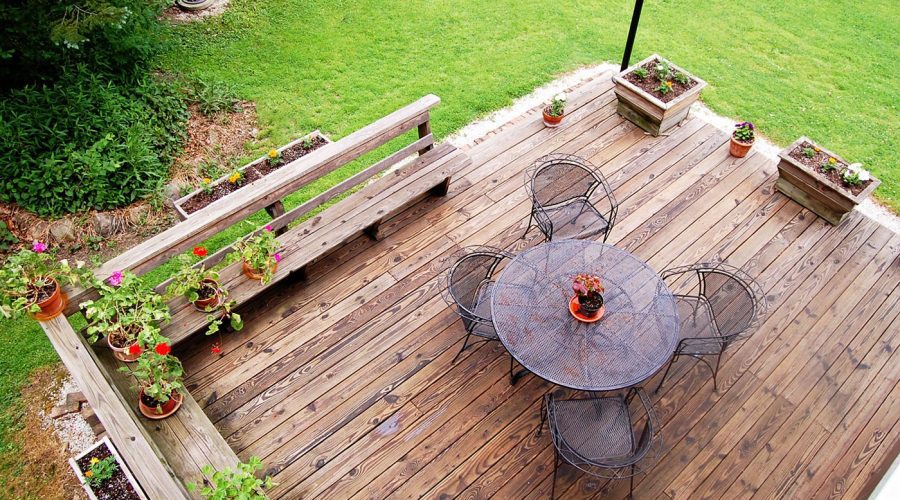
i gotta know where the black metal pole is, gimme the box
[620,0,645,71]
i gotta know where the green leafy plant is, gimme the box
[267,148,283,168]
[205,300,244,336]
[198,159,224,180]
[227,170,244,186]
[126,343,183,407]
[733,121,755,143]
[821,156,839,173]
[674,72,690,85]
[546,92,566,117]
[0,241,91,318]
[802,147,816,158]
[201,177,215,195]
[632,67,649,80]
[188,79,240,116]
[654,59,673,81]
[0,221,17,252]
[231,225,282,284]
[84,455,118,488]
[842,163,871,187]
[188,456,275,500]
[165,249,220,304]
[656,80,674,94]
[80,270,171,345]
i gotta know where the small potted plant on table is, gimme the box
[730,121,755,158]
[776,137,881,225]
[81,271,171,362]
[613,54,707,136]
[126,342,184,419]
[570,273,606,322]
[543,93,567,128]
[232,225,282,284]
[0,241,91,321]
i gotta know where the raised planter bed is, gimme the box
[613,54,707,136]
[776,136,880,225]
[69,436,146,500]
[173,130,331,219]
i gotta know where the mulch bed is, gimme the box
[787,141,870,196]
[622,59,699,103]
[180,135,328,214]
[74,442,141,500]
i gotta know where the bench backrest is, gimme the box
[64,94,440,313]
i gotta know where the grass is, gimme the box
[0,0,897,491]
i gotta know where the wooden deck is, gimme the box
[176,70,900,499]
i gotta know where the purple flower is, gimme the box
[736,121,754,130]
[265,224,274,232]
[32,240,47,253]
[274,252,282,263]
[107,271,124,287]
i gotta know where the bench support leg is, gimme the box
[430,176,452,197]
[265,200,287,235]
[364,219,383,241]
[289,265,307,282]
[417,120,433,156]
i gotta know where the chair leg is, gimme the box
[629,464,635,499]
[522,211,534,240]
[510,355,516,385]
[713,351,723,392]
[550,451,559,500]
[654,355,676,394]
[537,394,548,437]
[452,332,472,364]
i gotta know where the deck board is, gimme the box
[178,71,900,499]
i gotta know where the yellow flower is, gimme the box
[90,457,99,465]
[268,149,278,159]
[202,177,211,184]
[85,470,94,478]
[228,172,241,184]
[828,157,837,164]
[814,147,821,152]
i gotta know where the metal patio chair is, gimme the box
[523,153,618,243]
[538,386,661,499]
[654,262,767,393]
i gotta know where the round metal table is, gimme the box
[491,240,679,391]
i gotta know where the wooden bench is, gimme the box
[43,95,466,497]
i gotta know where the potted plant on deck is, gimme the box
[0,241,91,320]
[166,247,244,336]
[81,271,171,362]
[613,54,707,136]
[730,121,755,158]
[542,93,567,128]
[70,437,144,500]
[570,273,606,322]
[232,225,282,284]
[126,342,184,419]
[188,456,275,500]
[776,137,881,225]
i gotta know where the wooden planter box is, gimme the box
[613,54,707,136]
[69,436,147,500]
[775,137,880,225]
[173,130,332,220]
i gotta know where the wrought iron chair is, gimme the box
[538,387,661,499]
[441,246,525,382]
[523,153,618,243]
[654,262,767,393]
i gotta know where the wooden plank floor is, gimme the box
[177,70,900,499]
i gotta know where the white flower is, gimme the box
[75,260,86,269]
[845,162,871,181]
[59,259,68,268]
[553,92,567,103]
[858,169,871,181]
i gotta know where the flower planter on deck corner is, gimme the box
[69,436,147,500]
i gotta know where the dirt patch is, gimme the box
[0,365,87,499]
[787,141,871,196]
[622,58,699,103]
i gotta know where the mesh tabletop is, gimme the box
[491,240,679,391]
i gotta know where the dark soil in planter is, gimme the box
[255,135,329,176]
[75,442,141,500]
[197,282,218,301]
[578,294,604,313]
[787,141,870,196]
[140,391,166,408]
[622,59,699,103]
[29,280,57,303]
[181,167,264,215]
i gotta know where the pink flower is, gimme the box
[265,224,273,232]
[32,241,47,253]
[573,282,588,295]
[274,252,282,263]
[107,271,124,287]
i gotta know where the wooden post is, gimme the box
[417,113,433,156]
[265,200,287,235]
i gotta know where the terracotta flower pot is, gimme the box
[730,135,753,158]
[29,277,67,321]
[577,293,605,317]
[193,278,221,310]
[542,107,564,128]
[108,333,141,363]
[138,389,183,420]
[242,260,277,281]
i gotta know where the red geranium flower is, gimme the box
[128,344,142,356]
[155,343,171,356]
[193,246,208,258]
[211,343,222,355]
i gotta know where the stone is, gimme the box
[49,399,80,419]
[127,205,151,226]
[48,219,76,243]
[92,212,118,237]
[164,181,183,201]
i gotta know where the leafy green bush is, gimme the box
[188,79,241,116]
[0,67,188,216]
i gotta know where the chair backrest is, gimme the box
[699,265,765,341]
[442,246,510,321]
[526,153,612,209]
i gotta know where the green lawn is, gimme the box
[1,0,898,487]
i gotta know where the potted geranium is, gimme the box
[188,456,275,500]
[81,271,171,362]
[0,241,91,320]
[232,225,282,284]
[776,137,881,225]
[571,273,605,321]
[543,93,567,128]
[165,247,223,310]
[730,121,755,158]
[613,54,707,136]
[126,342,184,419]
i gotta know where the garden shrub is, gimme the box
[0,67,188,217]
